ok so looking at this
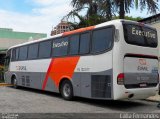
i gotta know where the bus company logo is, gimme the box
[16,66,27,71]
[132,27,156,39]
[139,59,147,65]
[53,41,68,48]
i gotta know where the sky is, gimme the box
[0,0,159,36]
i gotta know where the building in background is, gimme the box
[51,20,70,36]
[0,28,47,81]
[0,28,47,54]
[138,13,160,25]
[138,13,160,39]
[138,13,160,42]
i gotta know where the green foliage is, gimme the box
[68,14,107,30]
[64,0,159,30]
[113,16,143,21]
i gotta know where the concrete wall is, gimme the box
[0,38,29,50]
[0,28,47,52]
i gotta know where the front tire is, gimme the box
[60,80,73,100]
[13,77,18,89]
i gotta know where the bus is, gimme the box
[4,19,159,100]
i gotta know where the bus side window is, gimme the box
[12,48,19,61]
[69,34,79,55]
[11,49,16,61]
[28,43,39,59]
[19,46,28,60]
[52,37,69,57]
[4,50,11,71]
[79,32,90,54]
[15,48,19,61]
[91,27,113,54]
[39,40,52,59]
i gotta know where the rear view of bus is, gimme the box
[114,20,159,100]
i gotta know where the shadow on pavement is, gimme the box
[9,86,152,112]
[74,97,147,111]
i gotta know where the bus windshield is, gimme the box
[123,22,158,48]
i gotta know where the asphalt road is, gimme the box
[0,86,160,118]
[0,86,159,113]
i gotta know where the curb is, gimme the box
[0,83,13,86]
[145,95,160,102]
[145,99,159,102]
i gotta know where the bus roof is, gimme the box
[8,19,151,50]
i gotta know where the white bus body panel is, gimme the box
[112,22,159,100]
[10,59,51,72]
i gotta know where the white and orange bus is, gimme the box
[4,19,159,100]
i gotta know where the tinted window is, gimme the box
[123,23,157,47]
[12,48,19,61]
[69,34,79,55]
[19,46,28,60]
[15,48,19,60]
[39,40,52,58]
[11,49,16,61]
[4,50,11,71]
[52,37,68,57]
[92,27,113,53]
[28,44,38,59]
[80,33,90,54]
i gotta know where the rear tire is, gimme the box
[60,80,73,100]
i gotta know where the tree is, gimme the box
[71,0,98,18]
[70,0,114,20]
[63,0,111,29]
[113,16,143,21]
[97,0,114,20]
[66,11,89,29]
[136,0,159,14]
[114,0,159,19]
[70,0,159,19]
[64,11,106,30]
[65,0,159,30]
[115,0,133,19]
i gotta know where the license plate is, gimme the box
[139,83,147,87]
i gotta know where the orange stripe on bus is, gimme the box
[42,59,54,90]
[63,26,95,36]
[42,56,80,90]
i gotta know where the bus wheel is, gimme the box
[13,77,18,89]
[60,80,73,100]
